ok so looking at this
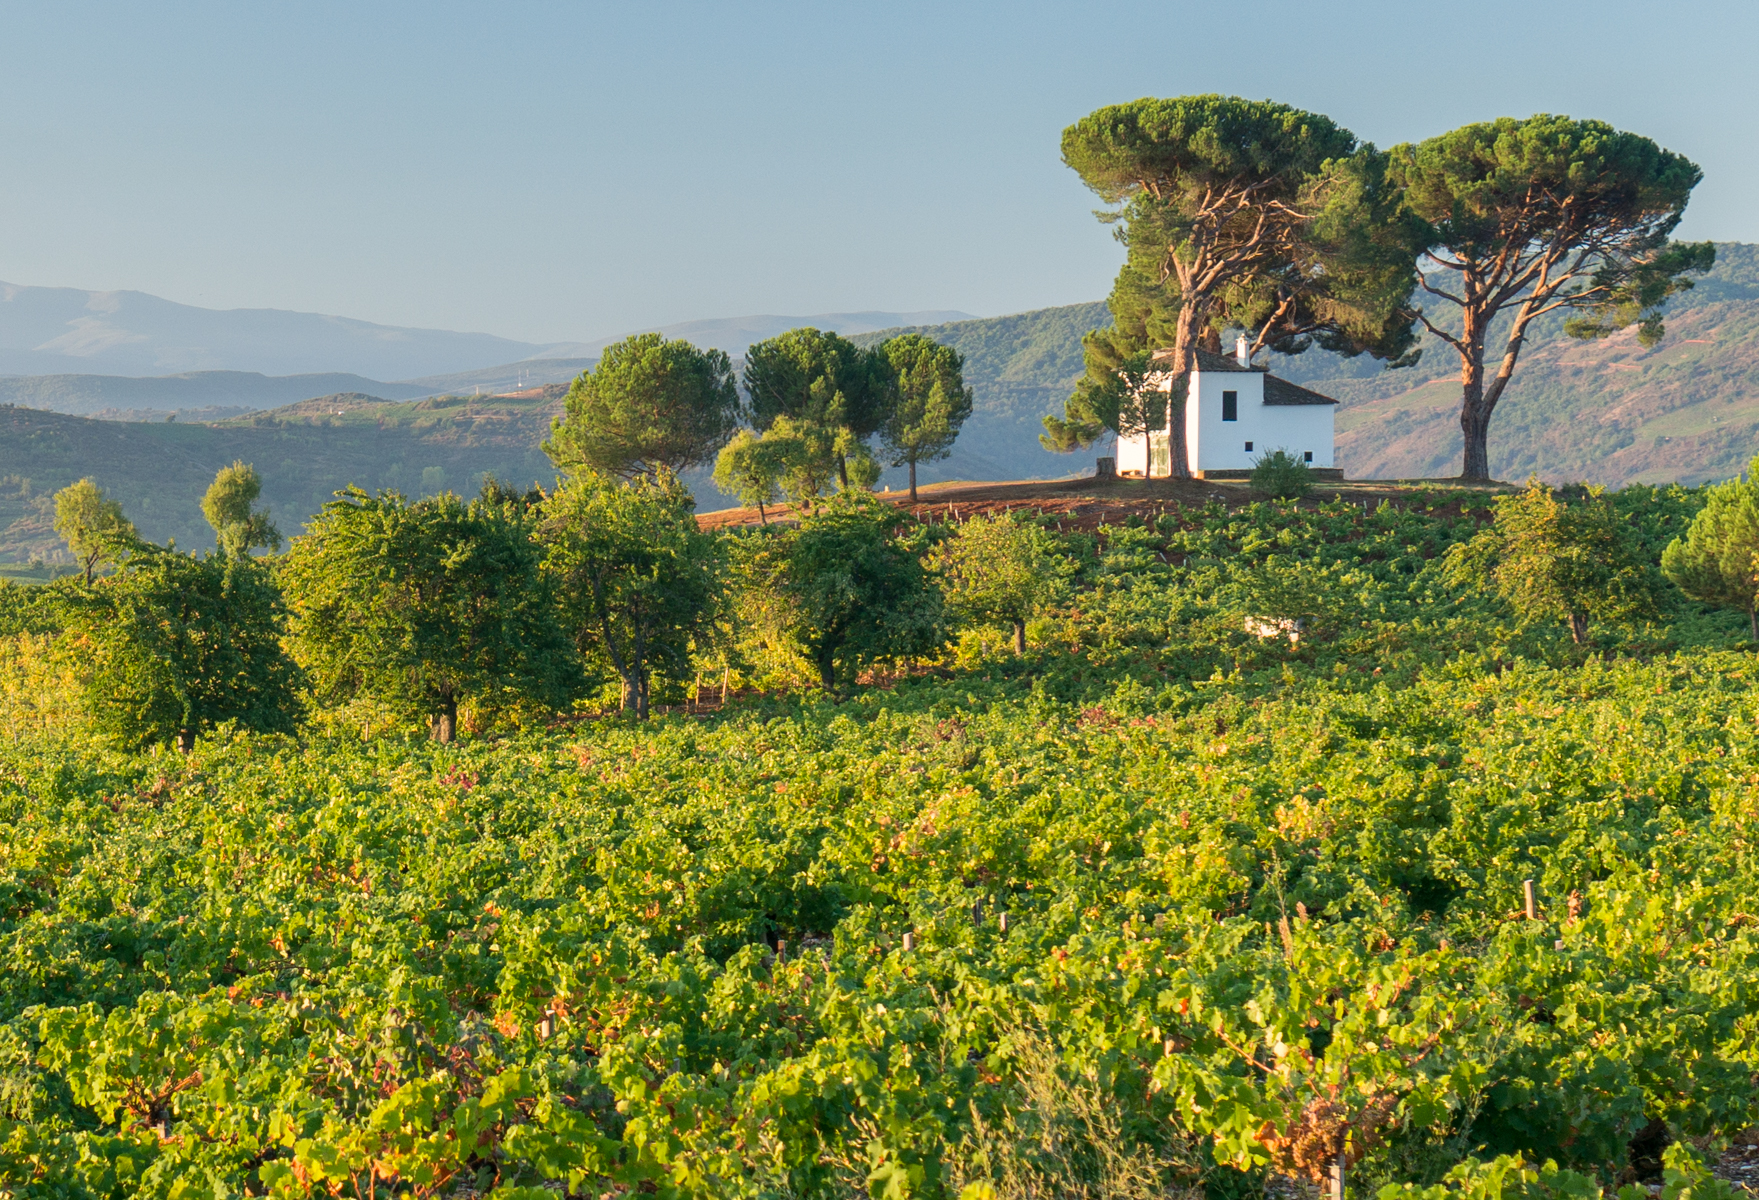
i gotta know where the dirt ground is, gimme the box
[696,473,1516,533]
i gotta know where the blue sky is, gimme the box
[1,0,1753,344]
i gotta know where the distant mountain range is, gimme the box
[0,280,976,416]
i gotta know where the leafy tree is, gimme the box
[65,549,300,752]
[747,492,943,692]
[743,328,891,488]
[933,513,1068,654]
[1387,115,1713,480]
[878,334,973,501]
[544,333,741,479]
[201,460,281,558]
[52,479,139,583]
[1053,96,1412,475]
[539,472,721,718]
[1040,350,1162,453]
[714,429,797,523]
[1445,480,1653,643]
[281,487,573,741]
[770,416,842,513]
[1661,457,1759,639]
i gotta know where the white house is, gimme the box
[1114,337,1341,480]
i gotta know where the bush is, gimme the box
[1250,448,1314,499]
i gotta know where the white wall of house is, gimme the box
[1183,369,1334,472]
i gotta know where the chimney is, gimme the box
[1235,334,1251,368]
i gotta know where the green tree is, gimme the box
[746,492,943,692]
[933,513,1068,654]
[65,549,300,752]
[1040,350,1162,453]
[1054,96,1408,477]
[539,472,721,718]
[281,487,573,741]
[743,328,891,488]
[878,334,973,501]
[52,479,139,583]
[713,428,805,523]
[545,333,741,479]
[1445,480,1653,643]
[1661,457,1759,639]
[1387,115,1713,480]
[201,460,281,558]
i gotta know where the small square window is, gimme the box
[1221,390,1238,421]
[1303,451,1313,463]
[1244,441,1254,452]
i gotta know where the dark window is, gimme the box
[1303,451,1313,463]
[1244,441,1254,452]
[1221,390,1238,421]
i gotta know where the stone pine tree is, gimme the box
[1053,96,1417,475]
[538,471,721,718]
[743,328,891,490]
[1387,115,1713,481]
[1662,457,1759,640]
[545,333,742,479]
[280,487,574,741]
[52,479,139,583]
[66,549,301,752]
[201,461,281,557]
[878,334,973,501]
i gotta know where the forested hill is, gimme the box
[867,242,1759,488]
[0,391,561,562]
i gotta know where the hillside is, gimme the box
[860,243,1759,488]
[0,391,562,561]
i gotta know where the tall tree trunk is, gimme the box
[1012,618,1026,656]
[177,727,195,754]
[1568,612,1589,645]
[757,500,768,525]
[816,645,837,692]
[1749,606,1757,642]
[1456,304,1493,481]
[432,694,457,743]
[908,460,918,503]
[1160,306,1202,481]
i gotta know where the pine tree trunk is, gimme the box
[1748,606,1756,641]
[909,460,918,503]
[1162,307,1202,481]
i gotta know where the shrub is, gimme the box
[1250,448,1315,500]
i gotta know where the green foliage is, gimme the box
[544,333,740,479]
[63,549,300,751]
[1661,457,1759,639]
[11,482,1759,1197]
[1040,350,1165,453]
[879,334,974,498]
[51,478,139,583]
[280,487,574,740]
[539,472,721,718]
[712,429,792,521]
[740,492,944,691]
[200,459,281,558]
[744,328,891,488]
[1387,115,1711,479]
[1250,449,1316,500]
[933,513,1069,653]
[1446,481,1654,643]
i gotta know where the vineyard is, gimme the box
[3,485,1759,1199]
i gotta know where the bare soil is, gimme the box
[696,474,1517,533]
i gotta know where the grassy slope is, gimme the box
[0,391,562,561]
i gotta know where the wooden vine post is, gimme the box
[1523,879,1537,921]
[1329,1149,1346,1200]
